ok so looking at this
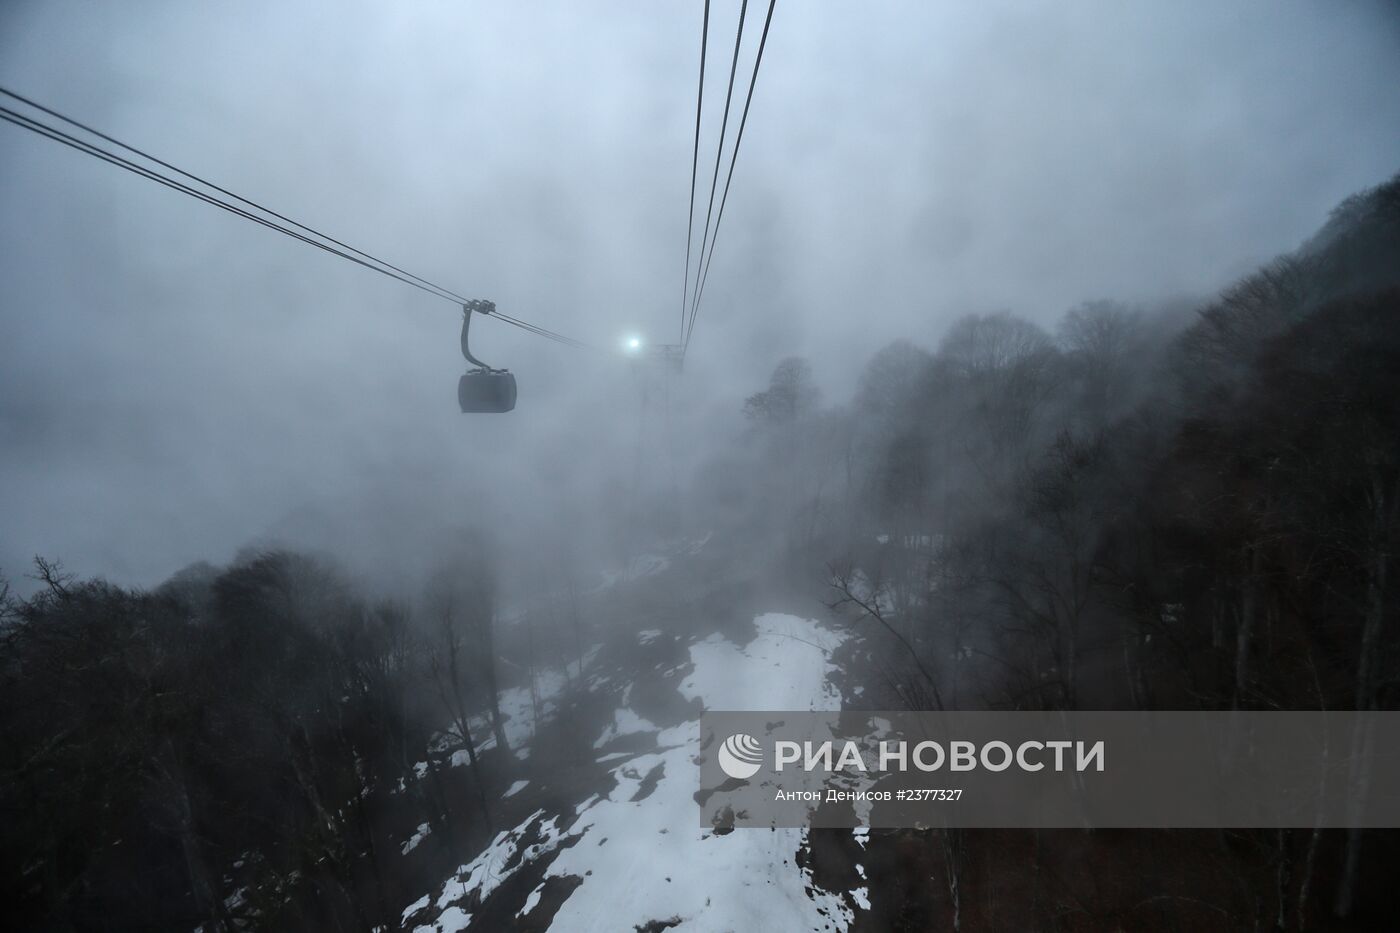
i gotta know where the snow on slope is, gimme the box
[593,707,659,748]
[408,612,857,932]
[407,810,570,932]
[408,664,575,784]
[534,613,852,931]
[478,666,571,755]
[681,613,845,711]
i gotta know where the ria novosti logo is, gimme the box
[717,733,764,779]
[713,729,1107,780]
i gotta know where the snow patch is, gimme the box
[430,906,470,933]
[401,822,431,855]
[405,613,857,932]
[596,751,633,763]
[406,664,572,784]
[518,882,545,918]
[679,613,845,711]
[476,665,570,756]
[599,554,669,588]
[410,810,567,933]
[534,614,853,930]
[593,708,659,748]
[401,894,429,924]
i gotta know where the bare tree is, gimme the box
[426,592,493,828]
[828,561,945,711]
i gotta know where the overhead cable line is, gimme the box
[679,0,711,346]
[0,106,467,305]
[0,87,595,352]
[684,0,749,352]
[684,0,777,356]
[1,86,466,306]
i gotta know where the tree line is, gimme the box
[721,173,1400,926]
[0,533,542,931]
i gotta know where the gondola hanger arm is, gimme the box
[461,299,498,371]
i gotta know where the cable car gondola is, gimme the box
[458,299,517,413]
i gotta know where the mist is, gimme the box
[3,0,1397,595]
[4,3,1400,931]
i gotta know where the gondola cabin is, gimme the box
[458,298,517,413]
[458,369,517,413]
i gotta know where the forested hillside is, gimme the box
[3,173,1398,931]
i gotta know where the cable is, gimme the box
[680,0,711,346]
[0,102,593,350]
[684,0,776,356]
[685,0,749,351]
[0,106,450,301]
[0,88,595,352]
[494,310,593,350]
[0,86,472,306]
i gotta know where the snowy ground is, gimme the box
[404,612,863,932]
[594,532,714,591]
[408,664,575,785]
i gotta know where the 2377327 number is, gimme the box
[897,788,963,801]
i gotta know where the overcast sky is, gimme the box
[2,1,1398,595]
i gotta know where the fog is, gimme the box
[2,0,1398,595]
[9,5,1400,930]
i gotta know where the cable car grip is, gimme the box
[461,299,499,371]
